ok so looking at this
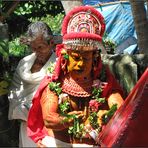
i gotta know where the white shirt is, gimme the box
[8,52,56,121]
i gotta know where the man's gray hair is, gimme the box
[27,21,53,41]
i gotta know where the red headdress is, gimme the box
[62,6,105,49]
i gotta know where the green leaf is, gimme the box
[96,97,105,103]
[0,40,9,59]
[102,104,118,124]
[59,100,70,114]
[48,81,62,95]
[63,54,69,59]
[47,62,55,73]
[89,112,99,129]
[92,87,103,100]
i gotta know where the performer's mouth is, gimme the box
[76,69,84,73]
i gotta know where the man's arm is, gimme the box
[40,86,83,130]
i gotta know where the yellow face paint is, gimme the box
[67,50,93,79]
[67,52,83,72]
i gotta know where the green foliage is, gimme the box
[92,87,105,104]
[92,87,102,99]
[102,104,118,124]
[29,13,64,35]
[14,1,64,17]
[0,80,9,96]
[103,33,117,54]
[14,3,33,15]
[59,100,70,114]
[96,97,106,103]
[4,1,64,41]
[89,112,100,129]
[9,38,30,57]
[103,39,117,54]
[0,39,11,90]
[68,116,85,139]
[0,39,9,59]
[47,62,55,74]
[63,54,69,60]
[12,0,64,35]
[48,82,62,96]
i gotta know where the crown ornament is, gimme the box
[62,6,106,51]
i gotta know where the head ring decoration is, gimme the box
[62,6,106,51]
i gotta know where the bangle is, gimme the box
[89,130,98,141]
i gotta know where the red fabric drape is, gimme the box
[98,68,148,147]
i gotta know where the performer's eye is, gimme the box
[71,53,81,61]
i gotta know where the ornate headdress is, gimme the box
[62,6,105,51]
[52,6,106,79]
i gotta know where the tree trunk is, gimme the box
[0,1,20,22]
[129,0,148,54]
[146,0,148,18]
[61,0,83,14]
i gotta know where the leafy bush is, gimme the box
[0,40,9,59]
[9,38,31,57]
[29,13,64,35]
[103,33,117,54]
[103,39,117,54]
[0,40,11,83]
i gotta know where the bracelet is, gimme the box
[89,130,98,141]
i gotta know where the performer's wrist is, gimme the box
[60,116,69,128]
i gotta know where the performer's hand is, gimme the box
[65,110,84,125]
[68,110,84,116]
[97,110,108,126]
[68,110,84,120]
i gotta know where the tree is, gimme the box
[61,0,83,14]
[0,1,20,22]
[146,0,148,18]
[129,0,148,54]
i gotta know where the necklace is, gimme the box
[61,73,93,97]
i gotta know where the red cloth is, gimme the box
[98,68,148,147]
[27,66,123,143]
[102,65,124,98]
[27,76,51,142]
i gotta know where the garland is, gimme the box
[48,81,117,141]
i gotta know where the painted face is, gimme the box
[67,50,93,79]
[30,36,52,60]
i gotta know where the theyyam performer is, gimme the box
[27,6,124,147]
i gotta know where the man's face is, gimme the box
[67,50,93,79]
[30,36,52,60]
